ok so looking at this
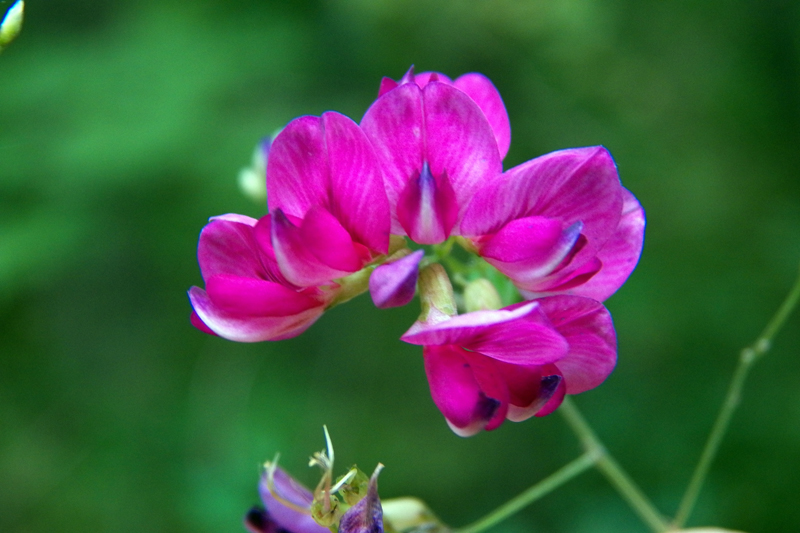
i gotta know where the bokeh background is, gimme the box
[2,1,800,532]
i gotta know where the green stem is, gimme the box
[456,452,598,533]
[559,397,670,532]
[672,263,800,528]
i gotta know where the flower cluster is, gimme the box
[189,67,645,436]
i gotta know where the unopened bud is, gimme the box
[417,264,457,325]
[369,249,423,309]
[463,278,502,312]
[382,497,447,533]
[338,464,384,533]
[0,0,24,51]
[237,137,271,204]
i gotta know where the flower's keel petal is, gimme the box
[205,274,320,316]
[396,163,458,244]
[569,187,645,301]
[189,287,323,342]
[423,345,504,437]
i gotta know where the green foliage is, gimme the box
[1,1,799,532]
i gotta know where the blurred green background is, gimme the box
[2,1,799,532]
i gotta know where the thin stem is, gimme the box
[456,452,598,533]
[672,264,800,528]
[559,397,670,532]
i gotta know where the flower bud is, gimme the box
[369,249,424,308]
[237,137,271,204]
[417,264,457,325]
[338,464,384,533]
[382,497,447,533]
[462,278,502,312]
[0,0,24,51]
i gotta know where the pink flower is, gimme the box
[401,296,616,436]
[361,68,505,244]
[188,214,328,342]
[267,111,391,286]
[189,111,394,340]
[461,146,645,301]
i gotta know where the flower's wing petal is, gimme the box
[462,147,623,266]
[421,82,503,230]
[188,287,323,342]
[454,73,511,159]
[300,206,367,272]
[197,215,261,280]
[567,187,645,301]
[259,467,329,533]
[539,296,617,394]
[271,209,355,287]
[479,217,583,284]
[462,351,509,431]
[369,250,424,309]
[423,345,505,437]
[320,112,390,253]
[205,274,321,316]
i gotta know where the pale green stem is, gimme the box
[559,397,670,532]
[672,263,800,528]
[456,452,598,533]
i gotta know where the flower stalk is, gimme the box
[455,452,598,533]
[672,262,800,528]
[559,397,670,532]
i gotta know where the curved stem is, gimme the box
[456,452,598,533]
[672,263,800,528]
[559,397,670,532]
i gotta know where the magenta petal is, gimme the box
[205,274,320,316]
[318,112,390,254]
[480,217,584,285]
[539,296,617,394]
[190,310,217,336]
[569,188,646,301]
[378,76,398,96]
[421,82,503,229]
[361,82,502,235]
[197,215,262,280]
[271,209,356,287]
[423,345,502,437]
[461,147,623,264]
[403,302,538,343]
[300,206,364,272]
[454,73,511,159]
[188,287,323,342]
[259,467,329,533]
[369,250,424,309]
[396,163,459,244]
[267,113,389,254]
[267,116,329,217]
[402,302,569,365]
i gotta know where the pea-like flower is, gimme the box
[190,111,394,340]
[402,295,616,436]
